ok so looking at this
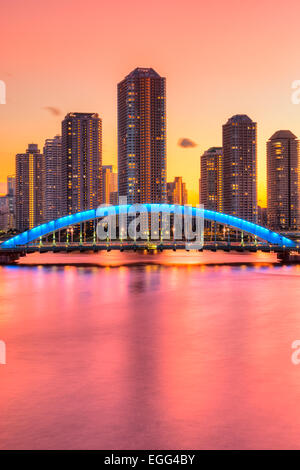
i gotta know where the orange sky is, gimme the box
[1,0,300,205]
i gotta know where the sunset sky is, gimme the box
[1,0,300,205]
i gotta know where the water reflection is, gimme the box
[0,252,300,449]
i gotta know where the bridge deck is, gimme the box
[1,242,299,254]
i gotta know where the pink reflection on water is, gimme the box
[0,252,300,449]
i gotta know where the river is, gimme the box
[0,251,300,449]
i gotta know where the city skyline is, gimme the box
[2,118,299,233]
[2,91,300,208]
[2,99,299,210]
[3,0,300,205]
[1,106,298,235]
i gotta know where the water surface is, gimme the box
[0,251,300,449]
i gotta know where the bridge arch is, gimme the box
[0,204,296,248]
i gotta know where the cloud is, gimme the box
[43,106,62,116]
[178,138,197,148]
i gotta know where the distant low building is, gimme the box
[110,191,118,206]
[257,206,267,227]
[200,147,223,212]
[0,195,9,231]
[102,165,118,205]
[167,177,188,205]
[7,175,16,229]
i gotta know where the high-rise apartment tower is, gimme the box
[118,68,166,204]
[44,135,63,222]
[62,112,102,215]
[267,130,299,230]
[222,115,257,222]
[15,144,44,231]
[200,147,223,212]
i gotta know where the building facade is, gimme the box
[102,165,118,205]
[200,147,223,212]
[257,205,268,227]
[0,196,9,231]
[167,176,188,205]
[44,135,63,222]
[16,144,44,231]
[118,68,166,204]
[222,115,257,222]
[62,112,102,215]
[267,130,299,231]
[7,175,16,229]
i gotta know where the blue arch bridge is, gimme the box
[0,204,299,264]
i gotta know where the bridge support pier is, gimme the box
[0,251,22,265]
[277,250,300,264]
[277,251,290,263]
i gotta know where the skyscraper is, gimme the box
[118,67,166,204]
[267,130,299,231]
[7,175,16,229]
[167,177,188,205]
[222,115,257,222]
[16,144,44,231]
[44,135,63,222]
[102,165,118,205]
[62,112,102,215]
[200,147,223,212]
